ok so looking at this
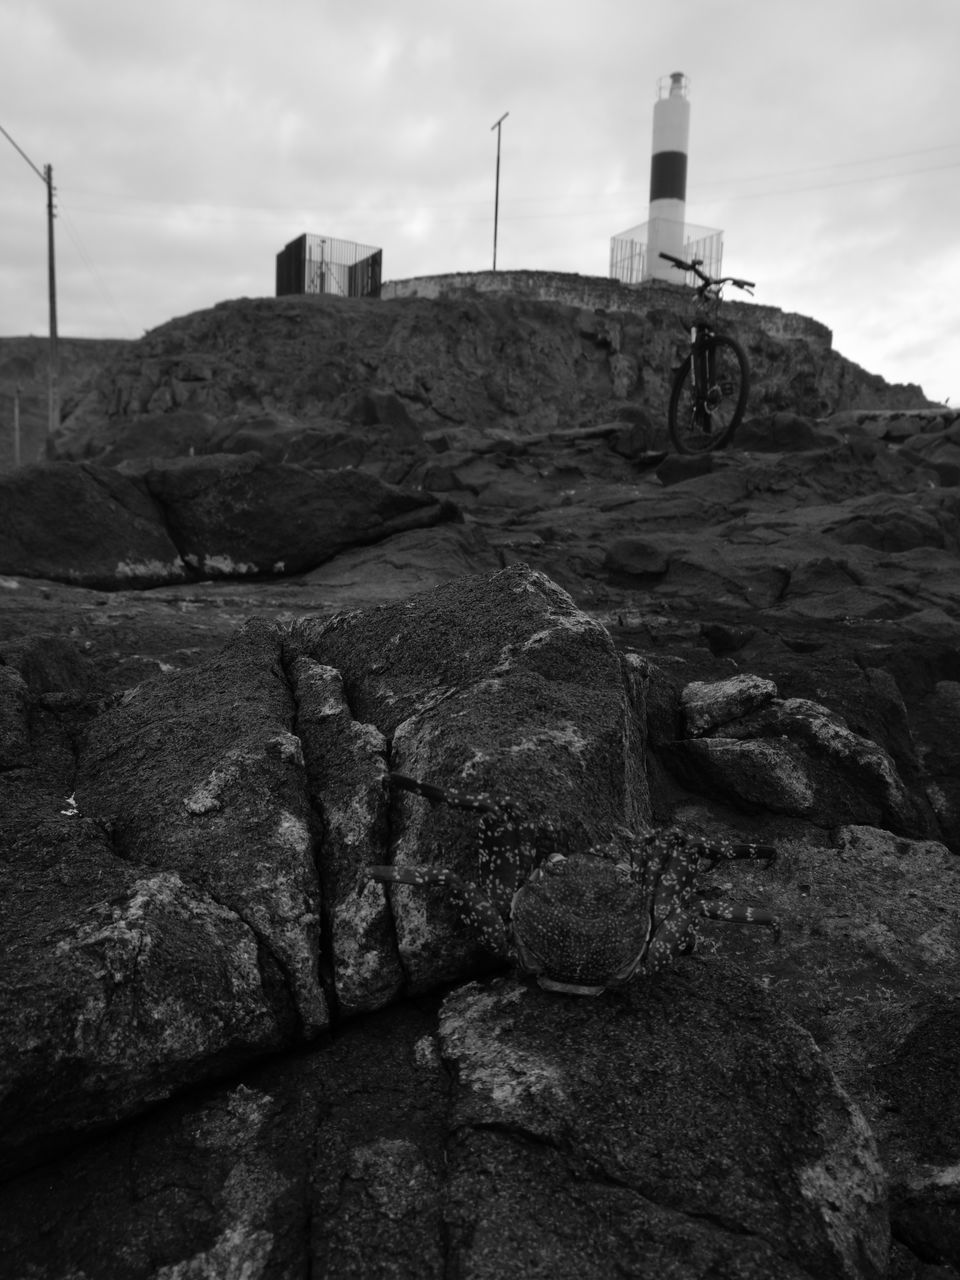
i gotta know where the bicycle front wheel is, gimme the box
[668,334,750,454]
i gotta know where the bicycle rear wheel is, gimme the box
[668,334,750,454]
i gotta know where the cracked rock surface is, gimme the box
[2,564,959,1277]
[2,289,960,1276]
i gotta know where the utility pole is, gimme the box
[44,164,60,457]
[0,123,60,459]
[13,383,22,469]
[490,112,508,271]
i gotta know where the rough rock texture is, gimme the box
[130,451,454,578]
[0,335,127,470]
[37,286,932,470]
[0,461,186,588]
[285,566,649,994]
[2,562,959,1276]
[439,970,887,1280]
[0,452,454,586]
[0,621,326,1176]
[1,286,959,1277]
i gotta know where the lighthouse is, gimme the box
[646,71,690,280]
[609,73,722,287]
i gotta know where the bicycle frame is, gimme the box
[660,252,755,452]
[689,316,715,426]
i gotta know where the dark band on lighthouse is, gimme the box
[649,151,687,204]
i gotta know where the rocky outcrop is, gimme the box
[438,971,887,1280]
[0,335,128,470]
[2,565,959,1276]
[44,288,933,468]
[2,285,960,1277]
[0,461,186,588]
[664,673,932,836]
[0,452,455,587]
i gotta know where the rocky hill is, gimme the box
[26,276,932,466]
[0,335,127,470]
[1,283,959,1279]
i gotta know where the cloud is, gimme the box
[0,0,957,398]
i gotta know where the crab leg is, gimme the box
[695,898,781,938]
[689,838,778,869]
[387,771,534,918]
[389,772,500,815]
[642,909,698,974]
[368,864,509,955]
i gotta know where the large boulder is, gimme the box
[284,562,651,995]
[0,565,651,1171]
[134,452,455,578]
[0,621,326,1176]
[3,563,960,1277]
[440,966,887,1280]
[0,453,457,588]
[0,962,890,1280]
[0,461,186,588]
[661,674,932,836]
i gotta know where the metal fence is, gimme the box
[609,221,724,286]
[276,233,382,298]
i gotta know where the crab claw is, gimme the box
[693,838,778,870]
[389,772,503,815]
[388,773,449,807]
[368,863,510,957]
[696,898,781,941]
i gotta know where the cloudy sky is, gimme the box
[1,0,957,402]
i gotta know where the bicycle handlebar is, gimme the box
[658,252,754,294]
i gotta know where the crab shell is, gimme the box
[510,852,655,996]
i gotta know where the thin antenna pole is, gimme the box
[491,112,508,271]
[13,383,22,469]
[45,165,60,457]
[0,124,59,459]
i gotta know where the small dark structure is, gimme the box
[275,233,382,298]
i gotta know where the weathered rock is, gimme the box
[76,619,327,1033]
[0,461,186,588]
[285,656,399,1016]
[880,1008,960,1271]
[0,959,894,1280]
[0,999,449,1280]
[735,410,837,452]
[0,452,459,589]
[681,673,778,734]
[135,451,455,578]
[603,535,671,579]
[0,663,30,766]
[39,286,932,472]
[0,619,334,1175]
[3,285,960,1278]
[0,630,317,1176]
[299,521,501,605]
[440,966,888,1279]
[285,563,650,994]
[664,675,931,836]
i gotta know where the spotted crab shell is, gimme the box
[511,854,652,993]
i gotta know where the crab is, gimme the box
[370,772,780,996]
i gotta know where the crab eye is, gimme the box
[544,853,567,874]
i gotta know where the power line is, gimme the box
[12,138,956,223]
[23,152,956,231]
[696,141,960,188]
[59,211,137,336]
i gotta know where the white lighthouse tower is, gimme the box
[609,74,722,287]
[646,71,690,280]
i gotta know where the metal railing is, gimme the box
[276,233,382,298]
[609,220,724,286]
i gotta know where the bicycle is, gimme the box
[659,251,755,454]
